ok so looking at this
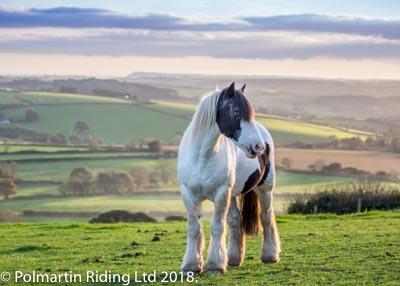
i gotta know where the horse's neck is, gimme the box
[192,125,222,162]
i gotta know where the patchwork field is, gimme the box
[1,90,370,145]
[0,211,399,285]
[276,148,400,173]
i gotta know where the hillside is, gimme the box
[1,212,399,285]
[0,90,370,145]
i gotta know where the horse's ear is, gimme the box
[227,82,235,98]
[240,83,246,94]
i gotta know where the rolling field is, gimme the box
[1,167,347,215]
[14,157,164,181]
[0,144,88,153]
[276,148,400,173]
[0,211,399,285]
[1,91,369,145]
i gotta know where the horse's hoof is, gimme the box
[261,255,280,264]
[181,264,203,275]
[228,260,243,267]
[205,268,226,275]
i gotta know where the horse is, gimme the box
[177,82,281,274]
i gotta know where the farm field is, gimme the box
[1,91,370,145]
[1,169,347,215]
[0,211,399,285]
[0,144,88,153]
[276,148,400,173]
[0,151,152,161]
[14,157,165,181]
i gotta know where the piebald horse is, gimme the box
[178,82,281,274]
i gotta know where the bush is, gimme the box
[49,133,66,145]
[165,215,186,221]
[90,210,156,223]
[288,180,400,214]
[95,171,136,194]
[0,178,18,199]
[281,158,292,169]
[130,166,149,191]
[148,140,162,152]
[74,121,90,133]
[24,109,39,122]
[0,209,19,222]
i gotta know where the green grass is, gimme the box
[3,169,349,215]
[0,151,151,161]
[0,144,88,153]
[14,185,58,197]
[15,157,166,181]
[2,91,368,145]
[257,115,368,144]
[20,91,128,104]
[0,194,191,213]
[3,104,188,144]
[0,211,399,285]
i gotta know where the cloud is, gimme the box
[1,7,400,39]
[0,7,400,60]
[243,14,400,40]
[0,28,399,59]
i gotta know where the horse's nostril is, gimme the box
[254,143,265,152]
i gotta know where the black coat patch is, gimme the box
[241,169,261,194]
[241,143,271,194]
[258,143,271,186]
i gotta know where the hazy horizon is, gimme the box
[0,0,399,79]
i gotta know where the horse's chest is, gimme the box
[186,160,230,194]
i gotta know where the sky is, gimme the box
[0,0,399,79]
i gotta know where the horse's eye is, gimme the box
[233,111,240,118]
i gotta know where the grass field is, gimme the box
[0,211,399,285]
[0,151,151,162]
[1,91,369,145]
[0,144,88,153]
[14,157,165,181]
[0,90,127,104]
[1,169,347,215]
[257,115,371,144]
[276,148,400,173]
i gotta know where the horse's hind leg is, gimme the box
[227,196,245,267]
[255,188,281,263]
[205,185,230,274]
[181,186,204,274]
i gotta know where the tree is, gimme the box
[87,138,103,150]
[74,121,90,134]
[95,171,136,194]
[66,167,94,195]
[158,159,175,184]
[49,133,66,145]
[0,178,18,199]
[2,139,11,153]
[308,159,326,173]
[68,134,81,145]
[130,166,149,191]
[24,109,39,122]
[148,140,162,152]
[0,162,18,178]
[281,158,292,169]
[322,162,342,174]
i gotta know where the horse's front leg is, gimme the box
[255,188,281,263]
[227,196,245,267]
[205,185,230,274]
[181,185,204,274]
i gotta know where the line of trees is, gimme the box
[60,160,175,196]
[0,162,18,199]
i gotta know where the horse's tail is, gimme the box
[240,190,261,236]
